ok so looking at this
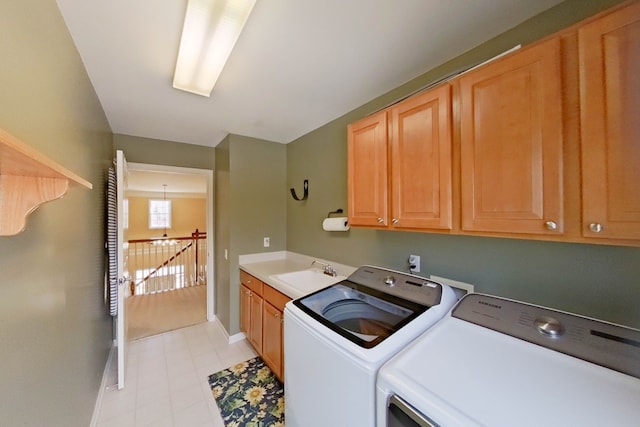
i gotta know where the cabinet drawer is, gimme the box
[263,285,291,312]
[240,270,263,296]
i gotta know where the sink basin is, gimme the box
[271,269,346,295]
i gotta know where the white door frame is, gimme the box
[126,162,215,321]
[116,150,129,389]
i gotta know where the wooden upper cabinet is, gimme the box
[459,37,564,235]
[348,84,452,230]
[348,111,389,226]
[390,85,452,230]
[579,2,640,240]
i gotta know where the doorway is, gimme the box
[124,162,214,340]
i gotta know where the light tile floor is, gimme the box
[95,321,257,427]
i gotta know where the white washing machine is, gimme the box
[377,293,640,427]
[284,265,457,427]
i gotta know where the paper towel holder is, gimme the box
[327,209,344,218]
[290,179,309,201]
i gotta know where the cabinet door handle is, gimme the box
[392,218,399,225]
[544,221,558,230]
[589,223,603,233]
[377,217,385,224]
[274,312,280,319]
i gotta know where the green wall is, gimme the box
[217,135,287,334]
[286,0,640,329]
[0,1,113,426]
[113,133,216,170]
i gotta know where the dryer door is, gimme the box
[388,395,439,427]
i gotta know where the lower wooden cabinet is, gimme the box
[263,301,284,379]
[240,271,263,353]
[240,270,291,381]
[240,284,251,339]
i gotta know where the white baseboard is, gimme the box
[90,343,116,427]
[213,315,246,344]
[229,331,246,344]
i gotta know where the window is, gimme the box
[149,199,172,229]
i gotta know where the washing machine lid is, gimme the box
[292,266,444,349]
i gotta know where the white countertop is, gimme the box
[239,251,356,299]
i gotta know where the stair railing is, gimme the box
[127,229,207,296]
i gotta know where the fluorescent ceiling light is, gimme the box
[173,0,256,97]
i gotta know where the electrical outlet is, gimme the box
[263,237,270,247]
[408,254,420,273]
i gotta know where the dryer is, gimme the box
[377,293,640,426]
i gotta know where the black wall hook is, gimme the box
[327,209,343,218]
[290,179,309,201]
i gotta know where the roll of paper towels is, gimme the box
[322,217,350,231]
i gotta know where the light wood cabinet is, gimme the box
[248,289,263,352]
[240,284,251,337]
[346,2,640,246]
[262,302,283,379]
[348,84,453,230]
[347,111,388,226]
[459,37,564,235]
[261,285,290,381]
[391,86,453,230]
[240,270,263,353]
[239,270,291,381]
[578,1,640,240]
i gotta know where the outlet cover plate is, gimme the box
[409,254,420,273]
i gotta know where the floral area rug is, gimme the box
[208,357,285,427]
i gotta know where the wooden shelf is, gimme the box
[0,127,92,236]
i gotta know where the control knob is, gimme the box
[534,316,564,338]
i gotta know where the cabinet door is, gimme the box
[262,302,283,380]
[348,110,389,226]
[390,85,452,230]
[249,292,263,353]
[240,284,251,335]
[459,37,564,235]
[579,2,640,240]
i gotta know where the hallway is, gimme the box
[126,285,207,341]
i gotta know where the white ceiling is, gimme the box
[56,0,563,148]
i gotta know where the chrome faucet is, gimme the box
[311,260,338,277]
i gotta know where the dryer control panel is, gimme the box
[452,294,640,379]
